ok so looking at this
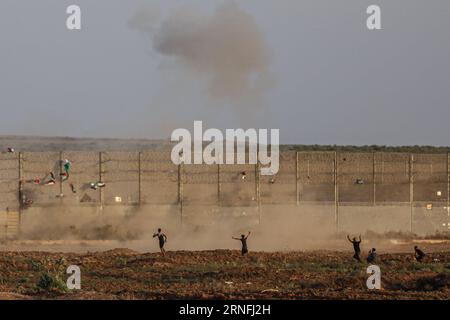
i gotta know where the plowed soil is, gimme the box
[0,248,448,300]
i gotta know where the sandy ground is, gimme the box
[0,244,448,300]
[1,238,449,253]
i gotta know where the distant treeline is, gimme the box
[2,135,449,153]
[282,145,450,153]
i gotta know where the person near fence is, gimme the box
[233,231,251,255]
[89,181,106,190]
[42,172,56,185]
[153,228,168,256]
[61,159,71,181]
[347,234,362,262]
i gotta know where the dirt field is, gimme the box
[0,247,448,300]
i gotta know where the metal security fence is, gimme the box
[0,152,19,210]
[0,150,449,236]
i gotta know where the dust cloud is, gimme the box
[130,1,274,112]
[15,204,333,251]
[9,203,438,254]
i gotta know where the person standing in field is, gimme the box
[233,231,251,255]
[153,228,168,256]
[347,234,362,262]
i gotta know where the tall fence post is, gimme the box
[296,152,300,206]
[373,152,376,206]
[99,152,104,213]
[59,152,63,200]
[409,153,414,233]
[18,152,23,232]
[138,152,142,206]
[334,151,339,233]
[178,163,183,224]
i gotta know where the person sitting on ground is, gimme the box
[414,245,426,262]
[366,248,377,263]
[347,234,362,262]
[233,231,251,255]
[153,228,168,256]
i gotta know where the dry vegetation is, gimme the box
[1,137,449,300]
[0,248,448,300]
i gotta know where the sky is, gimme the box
[0,0,449,145]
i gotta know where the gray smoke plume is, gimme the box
[130,1,274,110]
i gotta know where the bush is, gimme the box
[37,272,68,292]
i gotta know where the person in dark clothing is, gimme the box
[414,246,426,262]
[347,234,362,262]
[43,172,56,185]
[233,231,251,255]
[366,248,377,263]
[153,228,167,256]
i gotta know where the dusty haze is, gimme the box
[10,203,448,254]
[130,1,274,116]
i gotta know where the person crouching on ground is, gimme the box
[366,248,377,263]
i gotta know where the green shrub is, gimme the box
[37,272,68,292]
